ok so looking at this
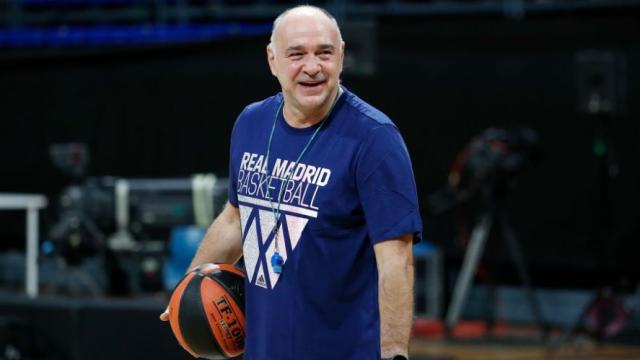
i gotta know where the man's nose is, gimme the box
[302,58,321,76]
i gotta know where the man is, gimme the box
[162,5,422,360]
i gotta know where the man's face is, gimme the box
[267,12,344,114]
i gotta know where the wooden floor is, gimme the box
[410,339,640,359]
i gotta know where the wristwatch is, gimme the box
[382,356,408,360]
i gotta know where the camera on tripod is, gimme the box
[430,127,539,215]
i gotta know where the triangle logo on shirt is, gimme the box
[256,271,267,289]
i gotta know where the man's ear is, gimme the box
[267,44,277,77]
[339,41,346,71]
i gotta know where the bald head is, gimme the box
[269,5,343,51]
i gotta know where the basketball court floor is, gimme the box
[410,340,640,359]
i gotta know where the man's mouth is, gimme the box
[299,80,326,88]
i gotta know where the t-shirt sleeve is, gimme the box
[227,111,244,207]
[356,125,423,244]
[228,155,238,207]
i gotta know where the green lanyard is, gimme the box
[263,89,341,273]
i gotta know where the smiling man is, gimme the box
[162,5,422,360]
[266,6,343,128]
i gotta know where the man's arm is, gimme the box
[374,233,414,359]
[160,201,243,321]
[187,201,243,269]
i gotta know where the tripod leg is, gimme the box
[499,214,546,336]
[446,214,493,330]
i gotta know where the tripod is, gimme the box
[445,183,546,336]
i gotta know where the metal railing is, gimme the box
[2,0,640,48]
[3,0,640,27]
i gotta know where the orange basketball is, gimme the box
[168,264,245,359]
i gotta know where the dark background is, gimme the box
[2,8,639,289]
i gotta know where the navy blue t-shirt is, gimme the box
[228,87,422,360]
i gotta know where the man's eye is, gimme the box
[289,53,303,58]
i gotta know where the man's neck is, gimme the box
[282,87,342,129]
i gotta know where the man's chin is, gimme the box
[296,94,329,110]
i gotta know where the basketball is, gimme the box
[168,264,245,359]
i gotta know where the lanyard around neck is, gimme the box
[264,89,342,252]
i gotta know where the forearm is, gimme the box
[188,201,243,270]
[377,237,414,358]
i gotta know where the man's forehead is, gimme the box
[274,9,340,46]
